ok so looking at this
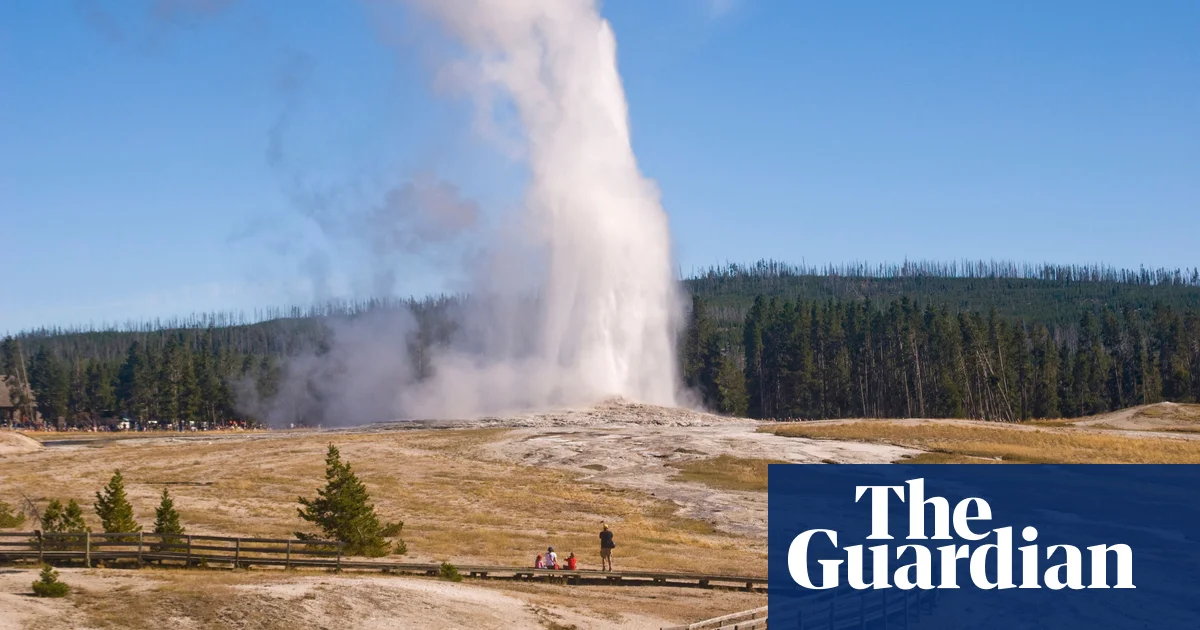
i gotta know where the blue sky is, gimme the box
[1,0,1197,332]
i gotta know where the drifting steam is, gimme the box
[254,0,683,423]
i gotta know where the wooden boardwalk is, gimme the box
[3,531,943,629]
[0,531,765,590]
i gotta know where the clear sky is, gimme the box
[1,0,1197,332]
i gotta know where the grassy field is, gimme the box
[668,455,785,492]
[762,420,1200,463]
[0,427,757,576]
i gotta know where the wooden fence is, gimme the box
[0,531,765,590]
[0,531,344,570]
[661,585,939,630]
[662,605,768,630]
[773,586,938,630]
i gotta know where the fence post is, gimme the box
[234,538,240,568]
[186,535,192,568]
[336,542,342,573]
[37,530,44,565]
[286,540,292,570]
[137,532,144,568]
[85,532,91,568]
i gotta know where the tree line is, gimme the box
[2,333,265,428]
[681,295,1200,421]
[5,262,1200,426]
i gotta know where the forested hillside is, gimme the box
[681,295,1200,422]
[690,260,1200,333]
[4,260,1200,427]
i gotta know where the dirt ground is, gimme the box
[0,566,765,630]
[0,433,39,456]
[1066,401,1200,433]
[485,422,911,538]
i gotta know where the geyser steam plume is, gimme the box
[256,0,683,423]
[403,0,682,416]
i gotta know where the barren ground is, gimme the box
[0,566,765,630]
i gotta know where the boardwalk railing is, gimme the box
[662,605,768,630]
[0,531,344,570]
[0,531,765,590]
[774,586,937,630]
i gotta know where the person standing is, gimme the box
[599,523,615,571]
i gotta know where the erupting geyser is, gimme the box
[256,0,684,424]
[400,0,683,416]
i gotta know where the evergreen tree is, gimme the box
[742,297,766,418]
[1,336,36,425]
[40,499,89,550]
[153,488,184,536]
[152,488,185,551]
[94,470,141,537]
[1030,326,1060,418]
[297,445,403,557]
[117,342,155,422]
[67,359,87,425]
[84,359,115,422]
[0,500,25,528]
[28,348,69,425]
[714,352,748,417]
[31,565,69,598]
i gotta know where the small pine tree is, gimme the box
[40,499,89,550]
[152,488,185,552]
[95,470,141,540]
[296,445,404,557]
[153,488,184,536]
[438,561,462,582]
[0,500,25,528]
[31,565,69,598]
[61,500,88,533]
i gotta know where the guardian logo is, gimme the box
[786,478,1135,590]
[768,465,1200,629]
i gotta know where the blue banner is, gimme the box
[768,465,1200,629]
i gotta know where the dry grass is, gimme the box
[762,421,1200,463]
[0,427,759,576]
[668,455,786,492]
[1135,404,1200,422]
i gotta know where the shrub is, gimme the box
[31,565,69,598]
[439,562,462,582]
[0,500,24,528]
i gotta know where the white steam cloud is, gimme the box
[254,0,683,423]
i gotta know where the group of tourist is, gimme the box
[534,523,617,572]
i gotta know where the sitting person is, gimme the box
[545,546,559,569]
[534,554,545,569]
[566,552,577,570]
